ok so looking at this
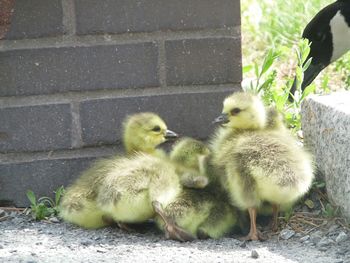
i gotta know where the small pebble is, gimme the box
[11,217,23,225]
[49,217,60,223]
[0,209,6,217]
[279,229,295,240]
[318,247,328,252]
[97,248,108,253]
[295,233,302,238]
[317,237,334,247]
[336,247,347,256]
[0,245,4,249]
[251,250,259,259]
[300,235,310,242]
[239,241,247,248]
[310,230,323,244]
[9,211,18,217]
[328,224,340,234]
[336,232,348,243]
[80,240,92,246]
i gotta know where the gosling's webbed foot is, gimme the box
[152,201,195,242]
[270,203,280,232]
[239,230,267,241]
[117,222,136,232]
[164,223,196,242]
[102,215,115,225]
[269,220,279,232]
[152,201,164,214]
[244,207,267,241]
[197,229,210,240]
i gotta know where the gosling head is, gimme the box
[123,112,178,155]
[213,92,267,130]
[170,138,210,170]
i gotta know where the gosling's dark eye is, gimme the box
[152,126,161,132]
[231,108,241,115]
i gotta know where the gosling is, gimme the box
[154,138,238,241]
[211,92,314,241]
[96,137,212,239]
[59,112,177,228]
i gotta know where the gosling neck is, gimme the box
[124,142,156,156]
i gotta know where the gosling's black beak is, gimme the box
[212,113,229,125]
[289,63,324,102]
[164,129,178,140]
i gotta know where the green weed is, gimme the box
[335,55,350,90]
[243,39,314,132]
[242,0,350,94]
[26,186,65,220]
[322,203,340,218]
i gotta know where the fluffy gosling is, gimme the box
[154,138,238,241]
[211,92,314,241]
[59,112,177,228]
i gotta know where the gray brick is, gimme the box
[0,43,159,96]
[0,104,72,153]
[165,38,241,86]
[75,0,240,35]
[4,0,63,39]
[0,157,95,207]
[80,89,239,146]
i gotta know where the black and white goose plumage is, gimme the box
[290,0,350,98]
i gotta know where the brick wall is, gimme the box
[0,0,242,206]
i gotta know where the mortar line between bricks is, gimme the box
[70,102,83,149]
[157,40,167,88]
[61,0,77,36]
[0,84,239,108]
[0,27,240,51]
[0,145,122,164]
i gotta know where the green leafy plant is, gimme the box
[309,180,340,218]
[242,0,350,95]
[243,39,315,132]
[285,39,315,131]
[335,54,350,90]
[322,203,339,218]
[282,206,295,222]
[312,180,326,190]
[26,186,65,220]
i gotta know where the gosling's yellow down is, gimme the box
[96,153,182,224]
[123,112,177,156]
[96,138,212,234]
[154,138,238,241]
[211,92,314,241]
[59,112,177,228]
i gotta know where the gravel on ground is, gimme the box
[1,210,349,263]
